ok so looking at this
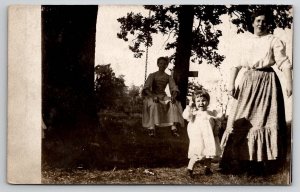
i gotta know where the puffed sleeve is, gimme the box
[273,38,292,71]
[142,73,154,96]
[168,75,179,94]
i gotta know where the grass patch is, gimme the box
[42,163,291,185]
[42,111,291,185]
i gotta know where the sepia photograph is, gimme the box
[8,4,293,185]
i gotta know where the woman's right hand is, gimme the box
[227,67,239,97]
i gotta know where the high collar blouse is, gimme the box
[233,34,292,71]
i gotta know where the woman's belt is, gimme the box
[247,67,274,72]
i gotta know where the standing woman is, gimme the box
[220,9,293,175]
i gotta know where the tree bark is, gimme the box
[173,6,194,108]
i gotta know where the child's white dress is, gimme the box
[183,106,221,161]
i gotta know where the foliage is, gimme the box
[94,64,127,109]
[117,5,227,67]
[187,80,207,96]
[127,84,143,114]
[210,68,230,116]
[94,65,144,114]
[117,5,293,107]
[128,84,141,98]
[228,5,293,34]
[117,5,293,67]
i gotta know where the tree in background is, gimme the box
[127,84,143,114]
[117,5,293,107]
[118,5,226,107]
[95,64,127,110]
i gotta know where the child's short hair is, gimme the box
[195,90,210,103]
[157,56,169,64]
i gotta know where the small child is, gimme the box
[183,91,221,178]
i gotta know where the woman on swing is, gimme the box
[142,56,184,137]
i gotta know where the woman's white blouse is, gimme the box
[233,34,292,71]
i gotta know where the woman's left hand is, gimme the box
[171,91,178,104]
[171,96,176,104]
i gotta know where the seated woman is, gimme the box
[142,57,184,137]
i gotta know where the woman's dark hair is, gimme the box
[157,56,169,64]
[247,8,273,33]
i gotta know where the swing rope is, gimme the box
[144,44,149,83]
[144,10,151,83]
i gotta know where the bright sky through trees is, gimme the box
[95,5,292,120]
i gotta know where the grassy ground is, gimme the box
[42,163,290,185]
[42,111,291,185]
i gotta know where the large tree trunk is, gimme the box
[173,6,194,108]
[42,5,98,136]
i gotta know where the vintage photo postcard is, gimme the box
[7,4,293,184]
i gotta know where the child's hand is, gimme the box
[186,96,193,107]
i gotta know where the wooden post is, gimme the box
[188,71,198,78]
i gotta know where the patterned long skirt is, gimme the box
[220,68,287,170]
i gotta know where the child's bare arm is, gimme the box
[183,105,194,121]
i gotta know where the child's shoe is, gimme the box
[148,129,155,137]
[204,167,213,175]
[187,169,194,178]
[171,129,180,137]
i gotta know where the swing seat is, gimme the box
[154,123,174,128]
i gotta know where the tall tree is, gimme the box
[117,5,293,107]
[42,5,99,168]
[42,5,98,133]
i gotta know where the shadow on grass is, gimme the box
[42,111,189,171]
[42,112,292,181]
